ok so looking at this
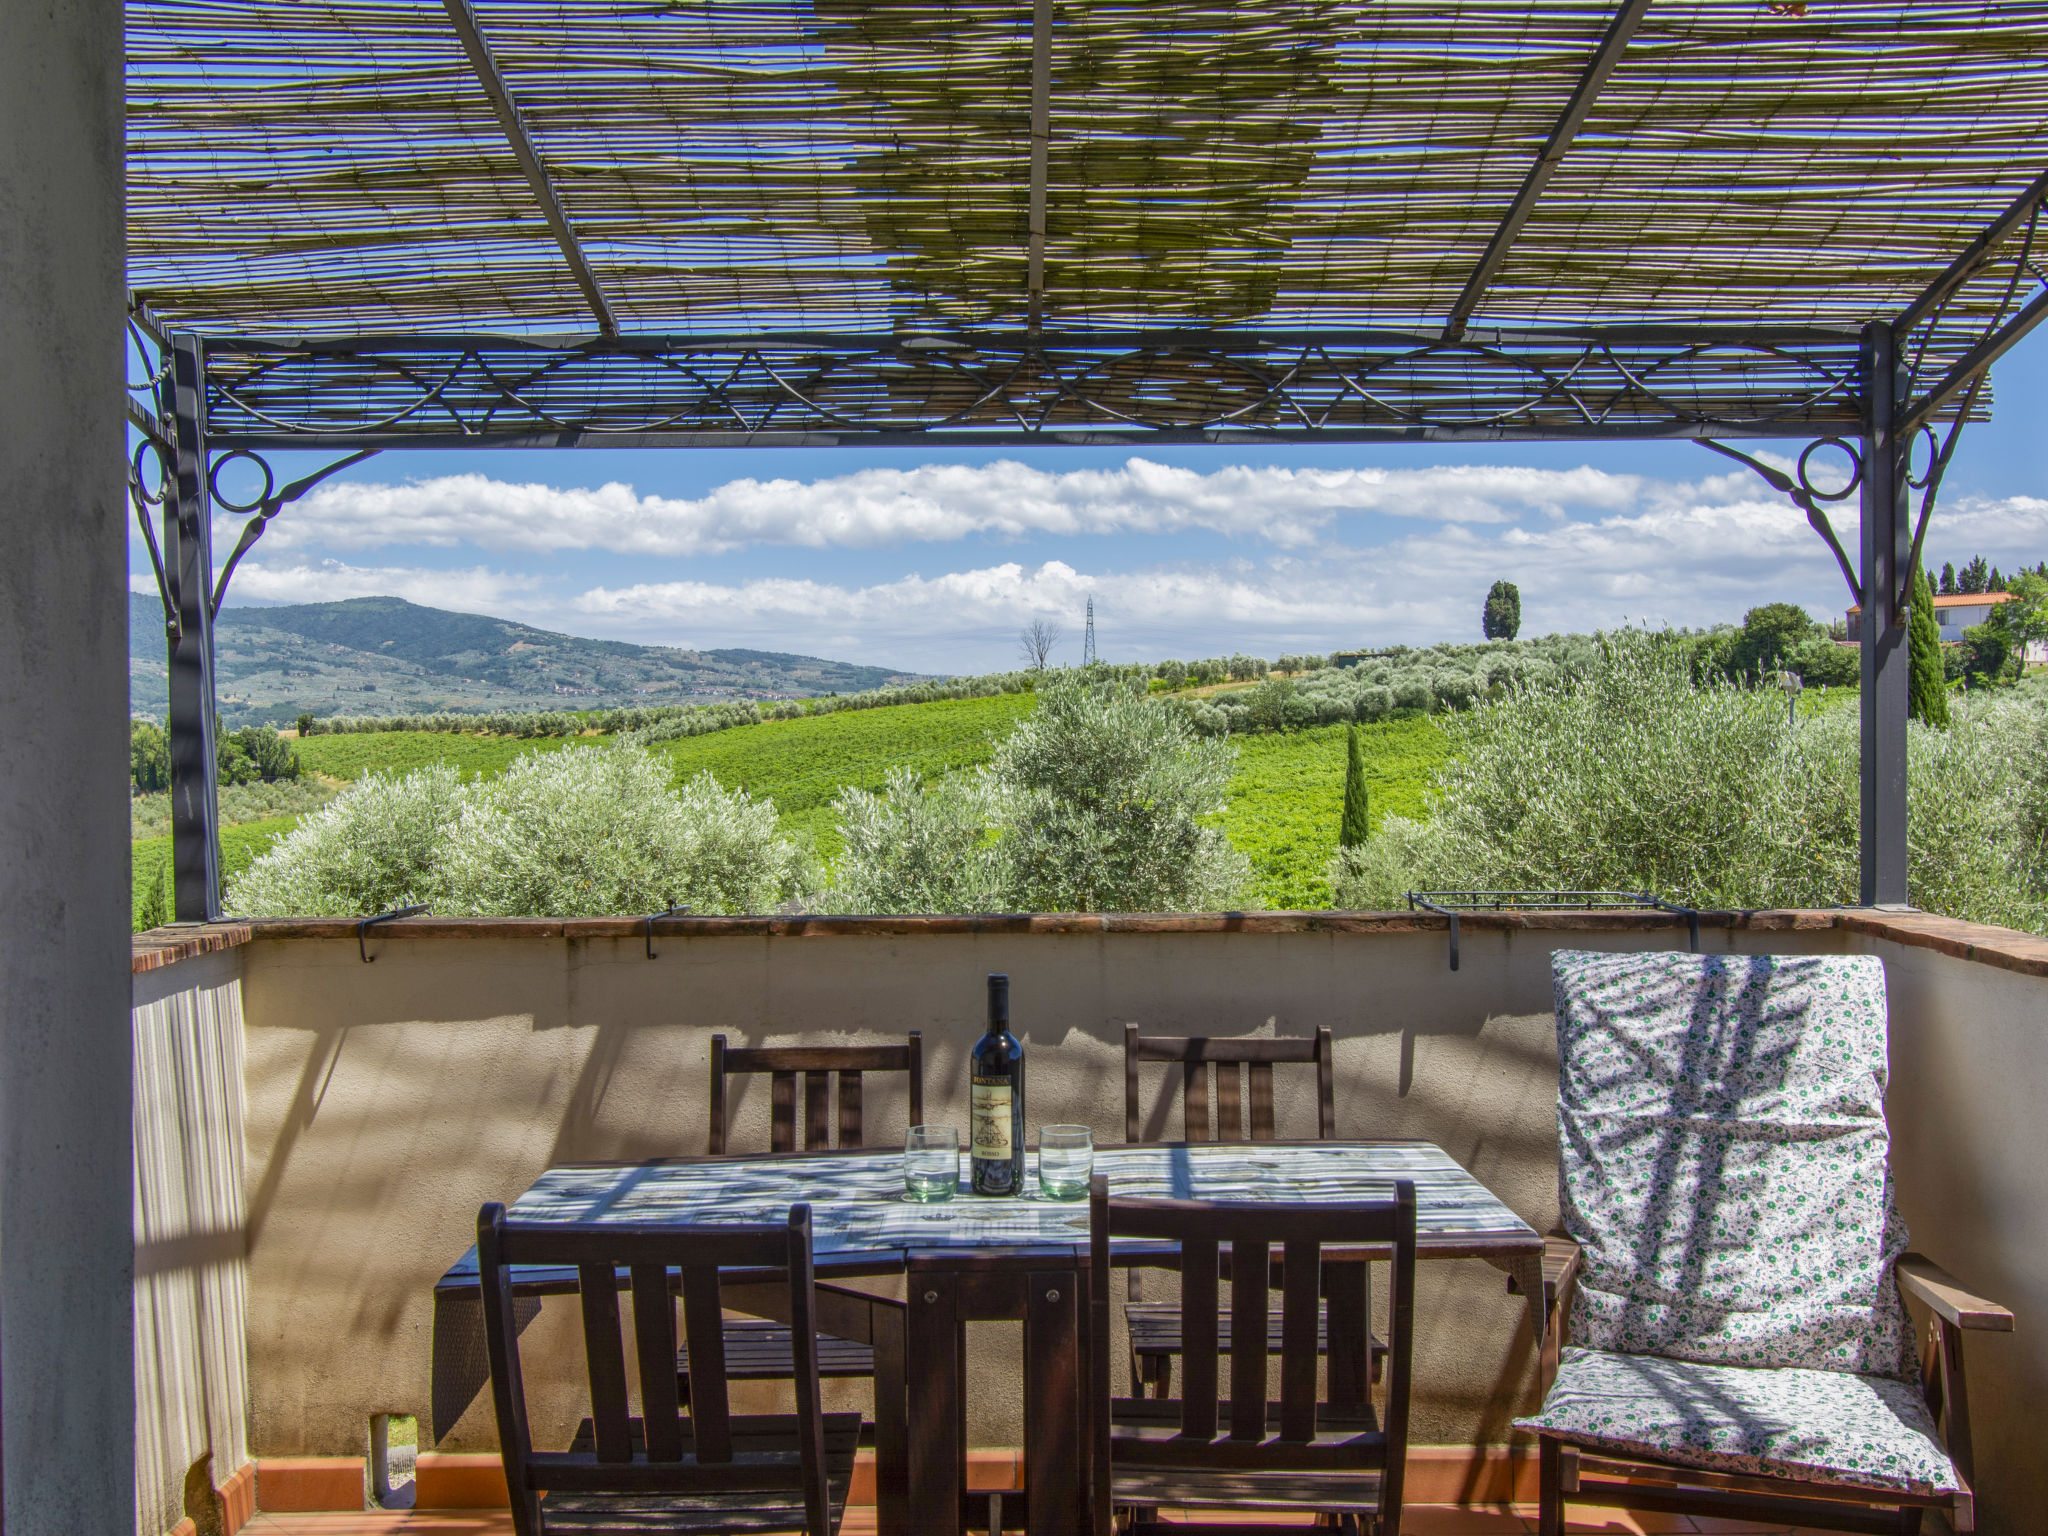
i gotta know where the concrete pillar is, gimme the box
[0,1,137,1532]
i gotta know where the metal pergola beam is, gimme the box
[1896,168,2048,335]
[1441,0,1657,341]
[1026,0,1052,330]
[189,322,1871,449]
[1898,285,2048,437]
[443,0,618,336]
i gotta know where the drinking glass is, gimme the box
[1037,1125,1093,1201]
[904,1125,959,1202]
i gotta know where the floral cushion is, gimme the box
[1517,1346,1957,1496]
[1550,949,1914,1380]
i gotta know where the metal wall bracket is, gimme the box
[644,902,690,959]
[358,904,430,962]
[1407,890,1703,971]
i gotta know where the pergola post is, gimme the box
[1858,320,1911,907]
[159,332,223,920]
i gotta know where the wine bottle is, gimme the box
[970,973,1025,1195]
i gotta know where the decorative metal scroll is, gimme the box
[1701,182,2046,611]
[192,327,1869,449]
[127,315,379,625]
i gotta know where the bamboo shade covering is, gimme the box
[126,2,2048,440]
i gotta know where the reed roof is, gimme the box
[124,1,2048,442]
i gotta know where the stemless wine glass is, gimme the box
[904,1125,959,1203]
[1037,1125,1093,1201]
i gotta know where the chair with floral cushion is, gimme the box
[1517,949,2011,1536]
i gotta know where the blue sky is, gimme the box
[163,331,2048,675]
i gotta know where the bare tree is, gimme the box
[1018,618,1063,671]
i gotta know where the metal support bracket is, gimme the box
[644,902,690,959]
[207,447,379,616]
[1408,891,1703,972]
[359,904,431,963]
[1406,893,1461,972]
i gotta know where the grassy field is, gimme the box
[133,697,1456,926]
[134,815,304,927]
[1222,717,1451,909]
[656,693,1039,857]
[294,729,596,781]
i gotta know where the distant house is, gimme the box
[1844,590,2012,642]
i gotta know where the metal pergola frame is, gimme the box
[120,2,2048,923]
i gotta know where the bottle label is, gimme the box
[971,1076,1014,1158]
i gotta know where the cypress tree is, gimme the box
[1482,579,1522,640]
[1339,724,1371,847]
[1939,561,1957,595]
[1908,562,1950,727]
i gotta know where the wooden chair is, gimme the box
[689,1034,923,1402]
[477,1200,863,1536]
[1123,1024,1335,1145]
[1522,950,2013,1536]
[1087,1175,1417,1536]
[1122,1024,1356,1399]
[709,1032,923,1155]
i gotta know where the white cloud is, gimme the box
[561,491,2048,667]
[269,458,1645,557]
[220,558,542,612]
[174,467,2048,673]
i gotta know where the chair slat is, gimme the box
[578,1263,633,1464]
[1180,1237,1220,1441]
[1280,1239,1320,1442]
[680,1265,734,1464]
[803,1070,831,1151]
[1314,1027,1336,1139]
[629,1263,684,1462]
[770,1070,797,1154]
[1124,1023,1143,1143]
[837,1069,863,1149]
[1219,1061,1244,1140]
[1249,1062,1276,1139]
[1230,1240,1270,1441]
[1185,1061,1210,1141]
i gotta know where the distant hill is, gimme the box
[127,593,931,725]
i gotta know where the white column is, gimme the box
[0,0,136,1530]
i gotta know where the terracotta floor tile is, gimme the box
[1558,1506,1699,1533]
[1394,1506,1534,1534]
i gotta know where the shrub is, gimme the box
[227,743,802,917]
[1328,630,2048,933]
[992,679,1251,912]
[829,768,1005,913]
[227,763,464,917]
[436,746,801,916]
[828,677,1251,913]
[1393,676,1432,713]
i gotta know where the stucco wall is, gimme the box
[1851,926,2048,1534]
[234,913,1860,1467]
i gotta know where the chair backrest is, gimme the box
[1551,948,1913,1379]
[1124,1024,1335,1142]
[709,1032,923,1154]
[477,1201,832,1536]
[1088,1177,1416,1523]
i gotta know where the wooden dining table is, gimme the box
[432,1140,1543,1536]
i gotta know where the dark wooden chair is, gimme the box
[688,1034,923,1402]
[709,1032,923,1155]
[477,1200,863,1536]
[1087,1175,1417,1536]
[1122,1024,1359,1399]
